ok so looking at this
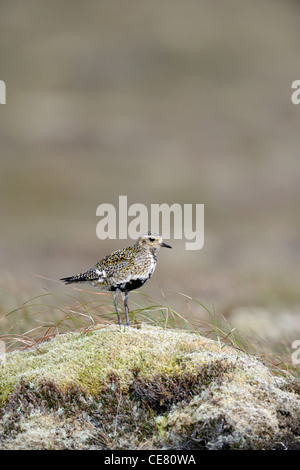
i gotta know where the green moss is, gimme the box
[0,324,300,449]
[0,325,235,404]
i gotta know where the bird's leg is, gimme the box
[122,292,130,326]
[113,292,122,326]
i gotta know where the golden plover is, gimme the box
[60,232,172,326]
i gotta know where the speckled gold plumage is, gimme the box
[60,232,172,325]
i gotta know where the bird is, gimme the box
[60,232,172,326]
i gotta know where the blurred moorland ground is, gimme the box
[0,0,300,356]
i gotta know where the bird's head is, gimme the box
[137,232,172,250]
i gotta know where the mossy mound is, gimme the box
[0,324,299,449]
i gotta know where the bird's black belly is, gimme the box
[109,278,147,292]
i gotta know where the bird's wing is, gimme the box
[96,247,135,277]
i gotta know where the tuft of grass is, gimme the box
[0,288,111,351]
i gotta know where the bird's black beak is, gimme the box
[160,242,172,248]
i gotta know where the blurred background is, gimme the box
[1,0,300,355]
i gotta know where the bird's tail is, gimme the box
[60,270,95,284]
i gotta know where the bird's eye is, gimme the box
[149,237,155,242]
